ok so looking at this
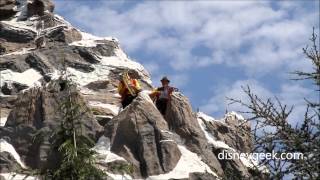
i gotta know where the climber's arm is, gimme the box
[149,88,160,100]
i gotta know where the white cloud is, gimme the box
[54,0,318,75]
[277,83,315,125]
[200,79,273,117]
[143,62,159,76]
[170,74,189,88]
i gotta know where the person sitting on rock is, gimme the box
[150,76,177,115]
[118,70,141,109]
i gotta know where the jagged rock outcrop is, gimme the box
[202,112,252,153]
[26,0,54,18]
[165,92,224,176]
[45,25,82,44]
[165,93,266,179]
[0,0,17,21]
[0,152,21,173]
[0,22,37,43]
[0,54,30,72]
[1,82,28,95]
[106,93,181,178]
[188,172,218,180]
[214,148,253,179]
[0,79,103,170]
[0,95,17,109]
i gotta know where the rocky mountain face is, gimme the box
[0,0,268,179]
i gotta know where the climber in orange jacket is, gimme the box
[118,70,141,108]
[150,76,177,115]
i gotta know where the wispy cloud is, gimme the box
[200,79,273,116]
[200,78,316,124]
[55,0,317,74]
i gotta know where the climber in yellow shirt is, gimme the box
[118,70,141,108]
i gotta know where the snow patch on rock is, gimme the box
[226,111,245,121]
[92,136,127,163]
[0,173,38,180]
[69,31,116,47]
[94,115,113,119]
[93,136,134,179]
[66,51,151,88]
[79,88,96,95]
[197,115,231,149]
[147,145,217,179]
[88,101,120,115]
[197,111,216,122]
[1,20,37,33]
[0,48,32,57]
[101,49,146,72]
[106,172,132,180]
[53,14,73,28]
[0,139,26,169]
[69,31,152,86]
[66,66,111,86]
[0,69,42,87]
[197,112,267,172]
[0,117,7,127]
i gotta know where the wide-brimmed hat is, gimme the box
[160,76,170,82]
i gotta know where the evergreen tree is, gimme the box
[43,62,106,179]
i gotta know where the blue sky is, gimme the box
[54,0,319,123]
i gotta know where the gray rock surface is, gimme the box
[26,0,55,18]
[0,0,17,21]
[108,93,181,178]
[202,113,252,153]
[213,148,252,179]
[45,25,82,43]
[0,95,17,109]
[0,79,104,170]
[0,22,36,43]
[188,172,218,180]
[0,54,30,72]
[165,92,224,176]
[1,82,28,95]
[0,151,22,173]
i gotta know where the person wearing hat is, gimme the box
[118,70,141,108]
[150,76,177,115]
